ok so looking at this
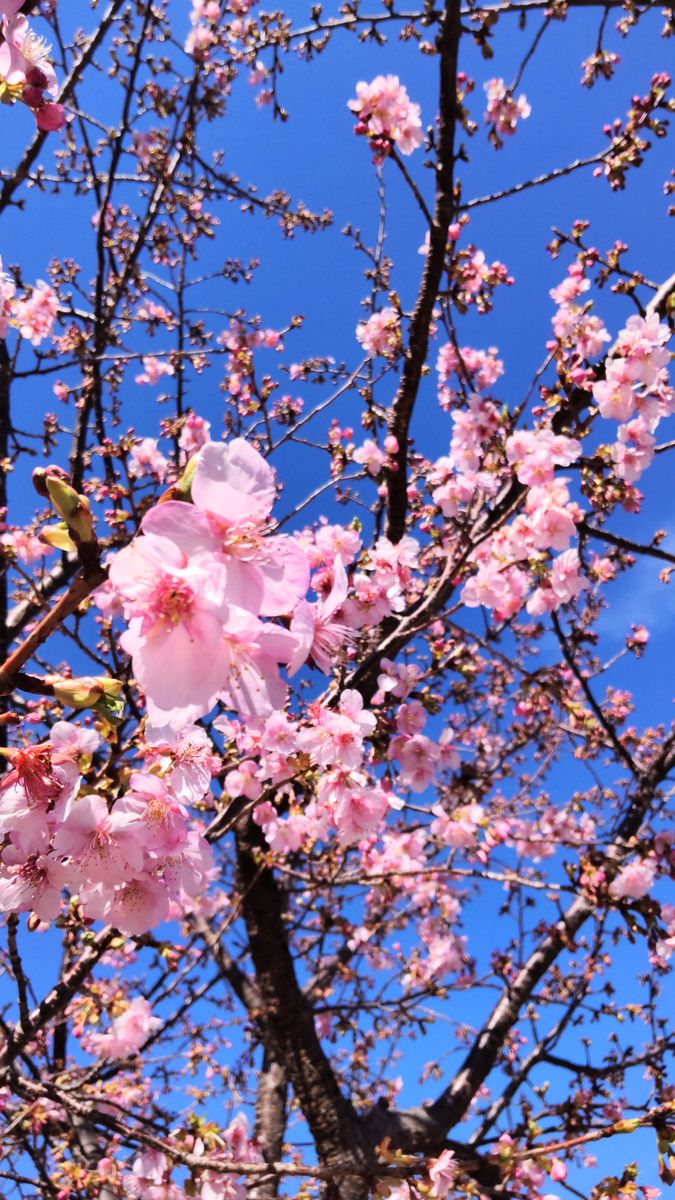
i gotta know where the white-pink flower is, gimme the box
[135,355,175,386]
[289,556,352,675]
[15,279,58,345]
[109,531,233,729]
[128,437,168,482]
[610,857,656,900]
[428,1148,458,1198]
[355,307,400,358]
[348,74,423,159]
[484,77,531,143]
[89,996,160,1059]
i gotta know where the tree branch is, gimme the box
[385,0,462,544]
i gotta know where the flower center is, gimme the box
[149,576,195,631]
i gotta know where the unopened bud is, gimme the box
[49,674,123,711]
[45,476,96,544]
[32,464,70,499]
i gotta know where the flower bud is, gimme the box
[44,476,96,544]
[32,464,70,499]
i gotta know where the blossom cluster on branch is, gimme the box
[0,3,674,1200]
[0,0,64,129]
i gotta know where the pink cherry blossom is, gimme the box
[352,438,387,476]
[348,74,423,160]
[82,875,171,936]
[49,720,100,758]
[428,1147,458,1197]
[128,437,169,481]
[53,792,145,884]
[191,438,276,527]
[355,307,400,358]
[332,780,390,845]
[109,531,233,729]
[179,412,211,457]
[0,853,70,923]
[88,996,160,1058]
[289,556,352,675]
[484,77,531,144]
[135,355,175,386]
[298,690,376,769]
[14,279,58,345]
[1,527,51,563]
[610,857,656,900]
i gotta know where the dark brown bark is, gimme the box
[235,819,368,1174]
[385,0,462,545]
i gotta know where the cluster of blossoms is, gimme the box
[348,74,423,161]
[418,217,512,314]
[428,394,503,518]
[442,280,672,618]
[128,436,169,482]
[0,439,390,933]
[352,434,399,477]
[426,386,586,616]
[581,48,621,88]
[436,340,504,404]
[120,1114,261,1200]
[592,311,673,482]
[179,411,212,459]
[245,691,455,851]
[106,438,310,734]
[0,258,58,346]
[0,0,64,130]
[217,319,283,416]
[135,354,175,387]
[595,71,671,191]
[483,77,531,147]
[185,0,220,58]
[356,828,470,990]
[1,522,53,564]
[0,722,216,934]
[550,265,612,363]
[86,996,160,1059]
[461,423,586,618]
[252,689,393,849]
[452,244,514,311]
[610,855,658,901]
[209,529,433,849]
[356,306,401,359]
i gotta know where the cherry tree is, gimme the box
[0,2,674,1199]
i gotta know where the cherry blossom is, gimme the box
[348,74,423,160]
[428,1149,458,1198]
[0,254,15,336]
[0,12,674,1199]
[610,857,657,900]
[88,996,160,1059]
[135,355,176,386]
[14,280,58,345]
[484,77,531,145]
[356,307,401,358]
[128,437,169,482]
